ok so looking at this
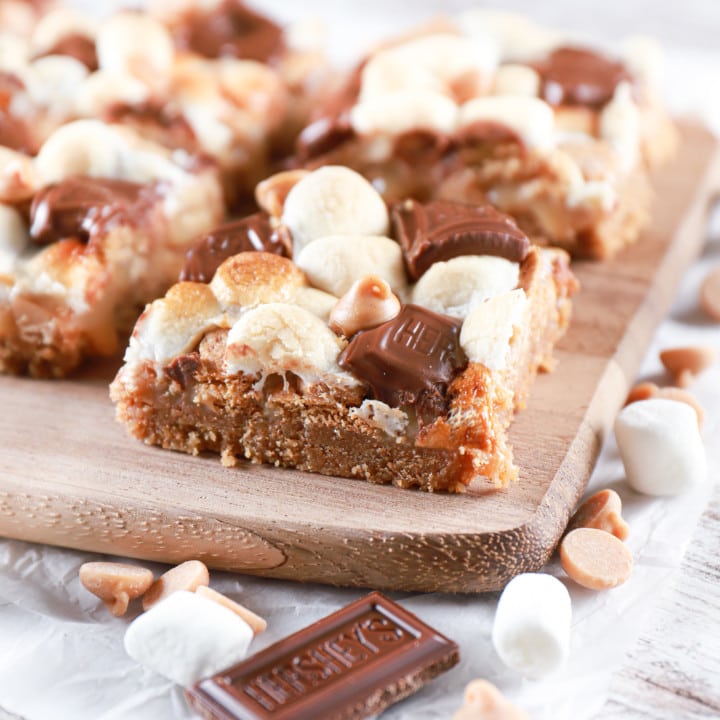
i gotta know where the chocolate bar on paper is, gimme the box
[185,591,460,720]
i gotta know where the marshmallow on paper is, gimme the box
[614,398,706,496]
[124,590,253,687]
[491,573,571,679]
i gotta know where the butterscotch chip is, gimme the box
[195,585,267,635]
[700,266,720,321]
[79,561,154,617]
[659,346,715,387]
[566,488,629,541]
[560,528,633,590]
[254,169,310,218]
[142,560,209,611]
[625,381,658,405]
[655,387,705,428]
[453,679,529,720]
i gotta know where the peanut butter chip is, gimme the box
[142,559,209,611]
[79,562,154,617]
[659,346,716,387]
[566,488,629,540]
[700,266,720,321]
[560,528,633,590]
[453,679,529,720]
[195,585,267,635]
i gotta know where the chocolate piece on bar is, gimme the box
[175,0,285,63]
[186,591,459,720]
[102,101,197,150]
[338,304,467,420]
[29,176,155,245]
[534,47,631,109]
[180,214,287,283]
[391,199,530,281]
[37,33,98,71]
[0,110,36,155]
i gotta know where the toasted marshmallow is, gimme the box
[614,398,706,496]
[295,235,406,298]
[0,147,39,203]
[411,255,520,319]
[492,573,571,679]
[460,288,528,370]
[76,70,150,116]
[124,590,253,688]
[600,81,640,169]
[126,282,220,364]
[458,96,555,152]
[291,286,339,322]
[209,252,307,311]
[282,167,389,255]
[225,302,348,382]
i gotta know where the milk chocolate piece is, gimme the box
[391,199,530,281]
[180,214,286,283]
[338,304,466,419]
[103,101,196,151]
[175,0,285,63]
[534,46,631,109]
[186,591,459,720]
[37,33,98,71]
[29,175,154,245]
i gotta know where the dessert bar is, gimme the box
[111,166,577,490]
[296,12,676,258]
[0,119,223,376]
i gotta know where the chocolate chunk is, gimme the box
[29,175,155,246]
[180,213,286,283]
[338,304,467,419]
[186,591,459,720]
[0,110,36,155]
[175,0,285,63]
[36,33,98,71]
[391,199,530,281]
[165,353,201,389]
[534,46,631,109]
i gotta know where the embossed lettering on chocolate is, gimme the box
[185,591,459,720]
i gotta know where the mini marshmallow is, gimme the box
[282,167,389,256]
[460,289,528,370]
[600,82,640,170]
[458,96,555,152]
[124,590,253,688]
[493,64,541,97]
[0,204,29,274]
[225,302,347,381]
[492,573,571,679]
[351,89,458,137]
[295,235,407,298]
[411,255,520,319]
[614,398,706,496]
[31,8,97,54]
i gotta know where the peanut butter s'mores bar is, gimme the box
[0,120,223,377]
[111,166,577,491]
[296,13,674,259]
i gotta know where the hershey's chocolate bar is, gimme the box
[186,591,459,720]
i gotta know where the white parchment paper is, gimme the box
[1,4,719,718]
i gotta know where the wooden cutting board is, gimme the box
[1,121,718,593]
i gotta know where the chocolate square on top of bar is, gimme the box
[391,199,530,281]
[186,591,459,720]
[338,304,467,416]
[180,213,287,283]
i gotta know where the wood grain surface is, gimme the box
[0,121,718,594]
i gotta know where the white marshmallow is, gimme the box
[458,96,555,152]
[0,204,29,274]
[76,70,150,116]
[492,573,571,679]
[124,590,253,688]
[614,398,706,496]
[282,167,389,256]
[599,81,641,170]
[351,89,458,137]
[459,289,528,370]
[493,64,541,97]
[31,8,97,54]
[96,12,174,80]
[225,302,347,382]
[295,235,406,298]
[411,255,519,319]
